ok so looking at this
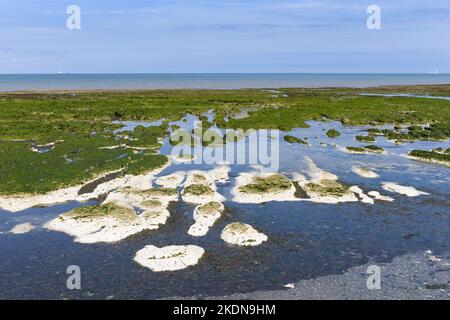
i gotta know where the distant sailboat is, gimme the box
[427,68,439,75]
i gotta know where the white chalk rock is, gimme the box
[188,202,224,237]
[104,187,178,210]
[0,186,79,213]
[221,222,268,247]
[304,156,338,181]
[155,172,185,189]
[382,182,429,197]
[45,202,170,244]
[294,156,359,204]
[368,191,394,202]
[349,186,374,204]
[209,166,230,183]
[134,245,205,272]
[351,166,379,178]
[8,222,35,234]
[231,173,296,204]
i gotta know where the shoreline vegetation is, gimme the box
[0,84,449,199]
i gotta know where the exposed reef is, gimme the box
[182,171,225,204]
[45,184,178,243]
[231,173,297,204]
[351,166,379,178]
[221,222,268,247]
[188,201,224,237]
[134,245,205,272]
[382,182,429,197]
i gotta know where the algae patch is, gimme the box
[355,135,376,143]
[183,184,214,196]
[408,149,450,167]
[284,135,308,145]
[326,129,341,138]
[304,179,350,197]
[346,145,384,154]
[239,174,292,194]
[181,171,225,204]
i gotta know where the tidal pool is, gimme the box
[0,118,449,299]
[360,93,450,101]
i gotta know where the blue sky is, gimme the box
[0,0,449,73]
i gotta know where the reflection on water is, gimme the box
[0,117,449,299]
[360,93,450,101]
[112,119,164,133]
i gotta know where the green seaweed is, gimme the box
[183,184,214,196]
[225,222,250,234]
[355,135,376,142]
[304,179,350,197]
[61,203,136,221]
[368,123,450,142]
[239,174,292,194]
[346,146,366,153]
[0,86,449,195]
[197,201,223,215]
[283,135,308,145]
[363,145,384,152]
[326,129,341,138]
[142,188,178,196]
[409,150,450,164]
[140,200,162,208]
[346,145,384,153]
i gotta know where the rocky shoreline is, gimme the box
[168,250,450,300]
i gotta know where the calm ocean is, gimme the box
[1,73,450,91]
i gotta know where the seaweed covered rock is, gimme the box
[346,145,384,154]
[304,179,350,197]
[284,135,308,145]
[232,173,296,203]
[182,171,225,204]
[369,123,450,142]
[239,174,292,193]
[105,186,178,210]
[326,129,341,138]
[355,135,376,143]
[45,202,170,243]
[294,156,359,204]
[45,185,179,243]
[409,149,450,167]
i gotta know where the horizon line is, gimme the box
[1,72,450,75]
